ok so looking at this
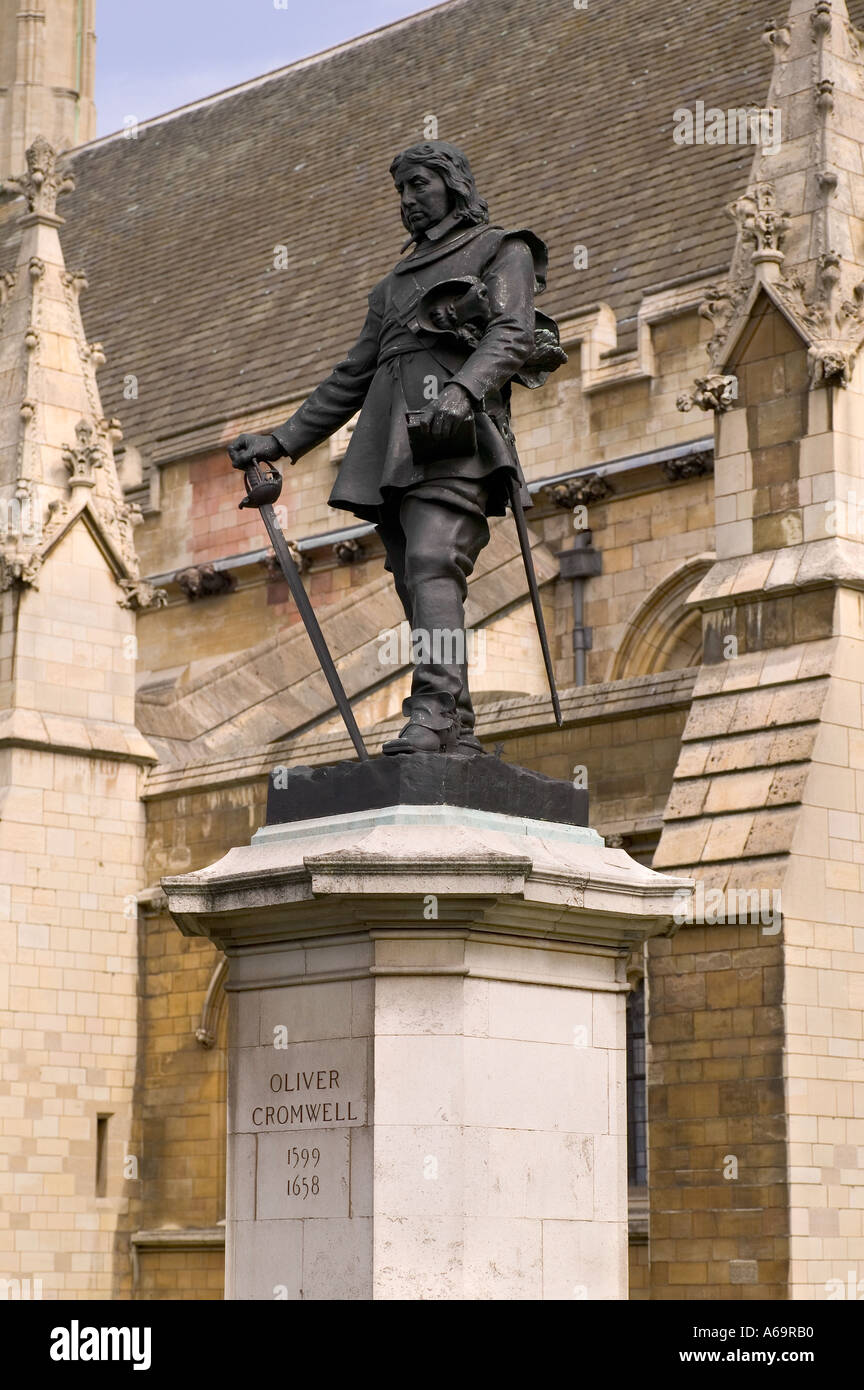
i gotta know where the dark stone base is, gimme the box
[266,754,589,829]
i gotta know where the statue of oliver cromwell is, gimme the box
[229,141,565,757]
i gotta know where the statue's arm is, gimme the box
[447,237,536,403]
[270,289,384,461]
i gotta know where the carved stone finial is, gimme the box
[815,77,835,114]
[728,184,790,269]
[62,420,104,489]
[62,269,89,296]
[810,2,832,39]
[677,374,739,414]
[1,136,75,220]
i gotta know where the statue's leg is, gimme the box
[375,507,414,629]
[381,485,490,755]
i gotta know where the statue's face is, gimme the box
[394,163,451,236]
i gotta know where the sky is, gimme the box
[94,0,447,137]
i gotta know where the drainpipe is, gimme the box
[557,531,602,687]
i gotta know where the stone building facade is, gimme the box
[0,0,862,1300]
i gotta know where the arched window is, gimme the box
[610,555,713,680]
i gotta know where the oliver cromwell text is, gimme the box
[251,1067,360,1128]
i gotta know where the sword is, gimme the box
[237,459,370,761]
[506,473,563,728]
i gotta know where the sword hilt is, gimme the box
[238,459,283,510]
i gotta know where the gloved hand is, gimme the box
[228,433,288,470]
[415,382,473,442]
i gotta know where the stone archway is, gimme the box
[610,554,714,680]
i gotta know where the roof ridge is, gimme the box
[72,0,469,154]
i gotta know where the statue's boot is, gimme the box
[454,731,486,757]
[382,693,459,756]
[453,681,487,757]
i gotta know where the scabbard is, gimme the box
[506,474,563,728]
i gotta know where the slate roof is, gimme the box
[4,0,852,462]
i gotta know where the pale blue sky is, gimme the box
[94,0,446,136]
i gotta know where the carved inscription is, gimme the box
[285,1145,320,1200]
[255,1128,352,1219]
[240,1041,367,1221]
[251,1067,360,1127]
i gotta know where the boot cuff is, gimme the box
[400,693,457,731]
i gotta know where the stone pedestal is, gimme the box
[164,792,690,1301]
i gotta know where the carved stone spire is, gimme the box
[0,139,164,607]
[0,1,98,182]
[1,134,76,222]
[696,0,864,389]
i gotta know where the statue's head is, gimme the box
[390,141,489,239]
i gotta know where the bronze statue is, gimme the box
[229,141,565,756]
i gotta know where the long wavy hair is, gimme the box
[389,141,489,233]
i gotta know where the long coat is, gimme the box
[271,218,546,522]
